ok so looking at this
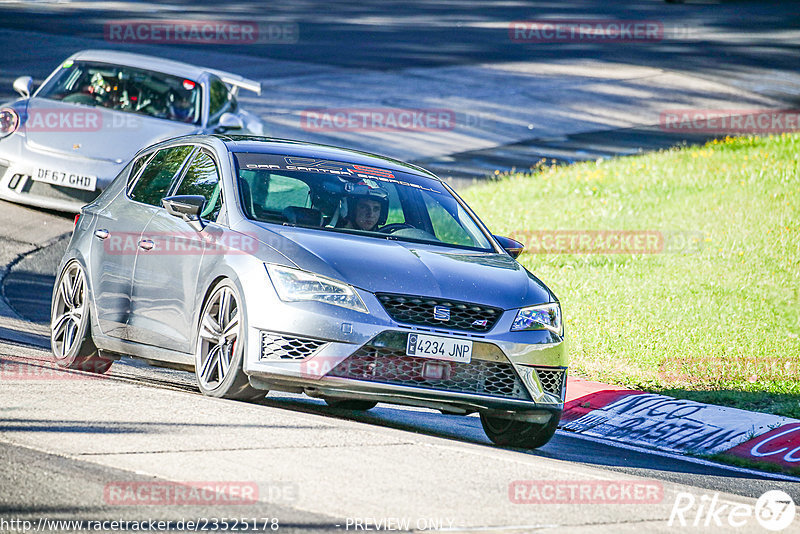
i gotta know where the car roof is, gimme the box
[69,49,220,82]
[215,135,441,180]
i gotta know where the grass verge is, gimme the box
[462,134,800,418]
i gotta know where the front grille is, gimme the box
[260,332,326,360]
[327,345,530,400]
[535,368,566,398]
[376,293,503,332]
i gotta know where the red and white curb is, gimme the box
[560,377,800,473]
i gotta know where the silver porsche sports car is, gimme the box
[52,134,567,449]
[0,50,263,212]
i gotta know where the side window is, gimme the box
[126,153,151,190]
[129,145,193,206]
[175,151,222,221]
[208,77,232,122]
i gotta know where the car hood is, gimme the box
[252,224,554,310]
[20,98,197,163]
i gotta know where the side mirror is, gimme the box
[162,195,206,230]
[215,112,244,132]
[494,235,524,258]
[13,76,33,98]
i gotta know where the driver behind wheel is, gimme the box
[168,88,195,123]
[341,179,389,231]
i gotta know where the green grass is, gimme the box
[461,134,800,418]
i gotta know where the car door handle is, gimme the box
[138,239,155,251]
[94,229,109,240]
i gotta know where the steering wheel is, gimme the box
[379,223,415,234]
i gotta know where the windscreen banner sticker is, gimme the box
[350,164,395,178]
[238,155,439,192]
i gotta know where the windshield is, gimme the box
[37,60,203,125]
[233,153,495,252]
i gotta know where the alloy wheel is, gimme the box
[196,285,241,390]
[51,262,88,359]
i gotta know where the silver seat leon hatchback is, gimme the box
[52,134,567,449]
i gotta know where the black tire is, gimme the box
[51,261,113,374]
[194,280,263,401]
[324,398,378,411]
[480,413,559,449]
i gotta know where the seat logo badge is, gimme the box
[433,305,450,321]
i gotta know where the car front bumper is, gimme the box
[241,286,567,419]
[0,137,121,212]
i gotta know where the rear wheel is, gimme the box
[480,413,559,449]
[324,399,378,411]
[195,280,263,401]
[51,261,113,374]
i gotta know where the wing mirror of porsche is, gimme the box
[216,112,244,132]
[13,76,33,98]
[162,195,207,230]
[494,235,524,258]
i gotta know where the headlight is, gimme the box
[0,108,19,139]
[266,264,368,313]
[511,302,562,335]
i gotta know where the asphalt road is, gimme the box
[1,1,798,179]
[1,1,799,532]
[1,0,799,90]
[0,204,798,532]
[2,343,799,534]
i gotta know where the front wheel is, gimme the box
[51,261,113,374]
[480,413,559,449]
[195,280,263,401]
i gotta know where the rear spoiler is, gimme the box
[207,69,261,96]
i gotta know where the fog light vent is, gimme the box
[534,368,567,399]
[260,331,327,360]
